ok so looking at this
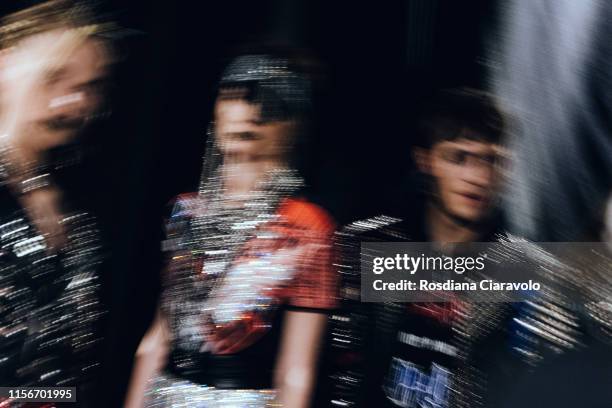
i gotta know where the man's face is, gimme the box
[417,137,504,223]
[1,30,110,150]
[214,98,293,162]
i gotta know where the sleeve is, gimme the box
[275,198,339,311]
[160,192,202,291]
[161,192,199,253]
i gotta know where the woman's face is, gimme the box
[214,98,293,162]
[0,30,110,150]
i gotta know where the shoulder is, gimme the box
[171,192,199,207]
[167,192,200,218]
[276,197,336,234]
[338,215,407,242]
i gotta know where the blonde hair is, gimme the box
[0,0,112,49]
[0,1,113,135]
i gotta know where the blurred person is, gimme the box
[331,90,612,407]
[125,53,337,408]
[328,89,611,408]
[0,0,114,405]
[327,88,508,408]
[381,89,507,408]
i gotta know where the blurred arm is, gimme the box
[274,310,328,408]
[124,312,169,408]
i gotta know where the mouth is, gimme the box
[456,191,488,206]
[44,116,85,131]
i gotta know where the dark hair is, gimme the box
[216,52,313,124]
[416,87,505,148]
[217,80,298,123]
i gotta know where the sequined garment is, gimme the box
[147,374,277,408]
[146,167,337,406]
[161,167,306,355]
[0,182,104,390]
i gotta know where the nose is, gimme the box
[463,163,494,189]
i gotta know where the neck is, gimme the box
[222,158,287,197]
[426,202,480,244]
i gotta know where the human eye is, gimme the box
[443,149,466,164]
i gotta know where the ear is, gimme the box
[413,147,431,174]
